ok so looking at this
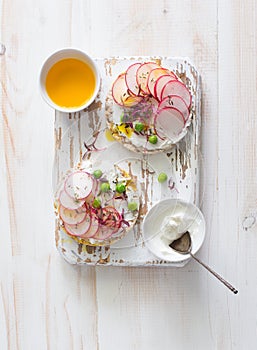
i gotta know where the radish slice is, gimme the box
[112,73,128,106]
[59,190,85,210]
[158,95,190,121]
[154,107,185,140]
[65,171,94,200]
[154,75,177,101]
[136,62,160,95]
[112,73,142,107]
[125,63,142,96]
[59,205,87,225]
[161,81,192,108]
[147,68,176,97]
[64,214,91,237]
[91,178,99,197]
[80,215,99,238]
[93,226,119,240]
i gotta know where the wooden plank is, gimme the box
[0,1,99,349]
[212,0,257,348]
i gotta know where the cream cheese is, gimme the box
[143,199,205,263]
[151,212,199,257]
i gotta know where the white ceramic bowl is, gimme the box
[39,48,100,113]
[143,198,205,263]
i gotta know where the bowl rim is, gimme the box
[142,198,206,263]
[39,47,100,113]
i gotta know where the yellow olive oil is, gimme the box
[46,58,96,108]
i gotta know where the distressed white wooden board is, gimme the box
[54,56,201,266]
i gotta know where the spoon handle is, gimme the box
[190,253,238,294]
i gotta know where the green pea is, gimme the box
[128,201,138,211]
[100,182,110,192]
[93,169,103,179]
[116,183,126,193]
[135,122,144,132]
[92,198,101,208]
[158,172,168,183]
[149,135,158,144]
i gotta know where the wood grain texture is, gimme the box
[0,0,256,349]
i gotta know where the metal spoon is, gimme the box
[169,231,238,294]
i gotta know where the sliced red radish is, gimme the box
[80,215,99,238]
[59,190,85,210]
[136,62,160,95]
[112,73,142,107]
[64,214,91,237]
[92,226,119,240]
[154,75,177,101]
[125,63,142,96]
[59,205,87,225]
[166,70,177,79]
[91,178,99,197]
[147,68,176,97]
[65,171,94,200]
[83,178,100,205]
[154,107,185,140]
[161,81,192,108]
[158,95,190,121]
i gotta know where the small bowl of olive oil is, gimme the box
[39,48,100,112]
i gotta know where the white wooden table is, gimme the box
[0,1,256,349]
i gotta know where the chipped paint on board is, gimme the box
[54,56,201,267]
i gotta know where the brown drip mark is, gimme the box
[177,140,190,180]
[69,136,74,168]
[78,243,83,255]
[133,220,143,246]
[87,100,102,112]
[139,158,153,218]
[104,57,118,76]
[55,219,60,247]
[77,112,82,163]
[127,161,138,190]
[145,260,156,265]
[104,61,112,76]
[54,127,62,150]
[87,104,102,139]
[176,71,187,83]
[189,63,199,83]
[85,245,97,254]
[97,253,110,264]
[155,58,162,66]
